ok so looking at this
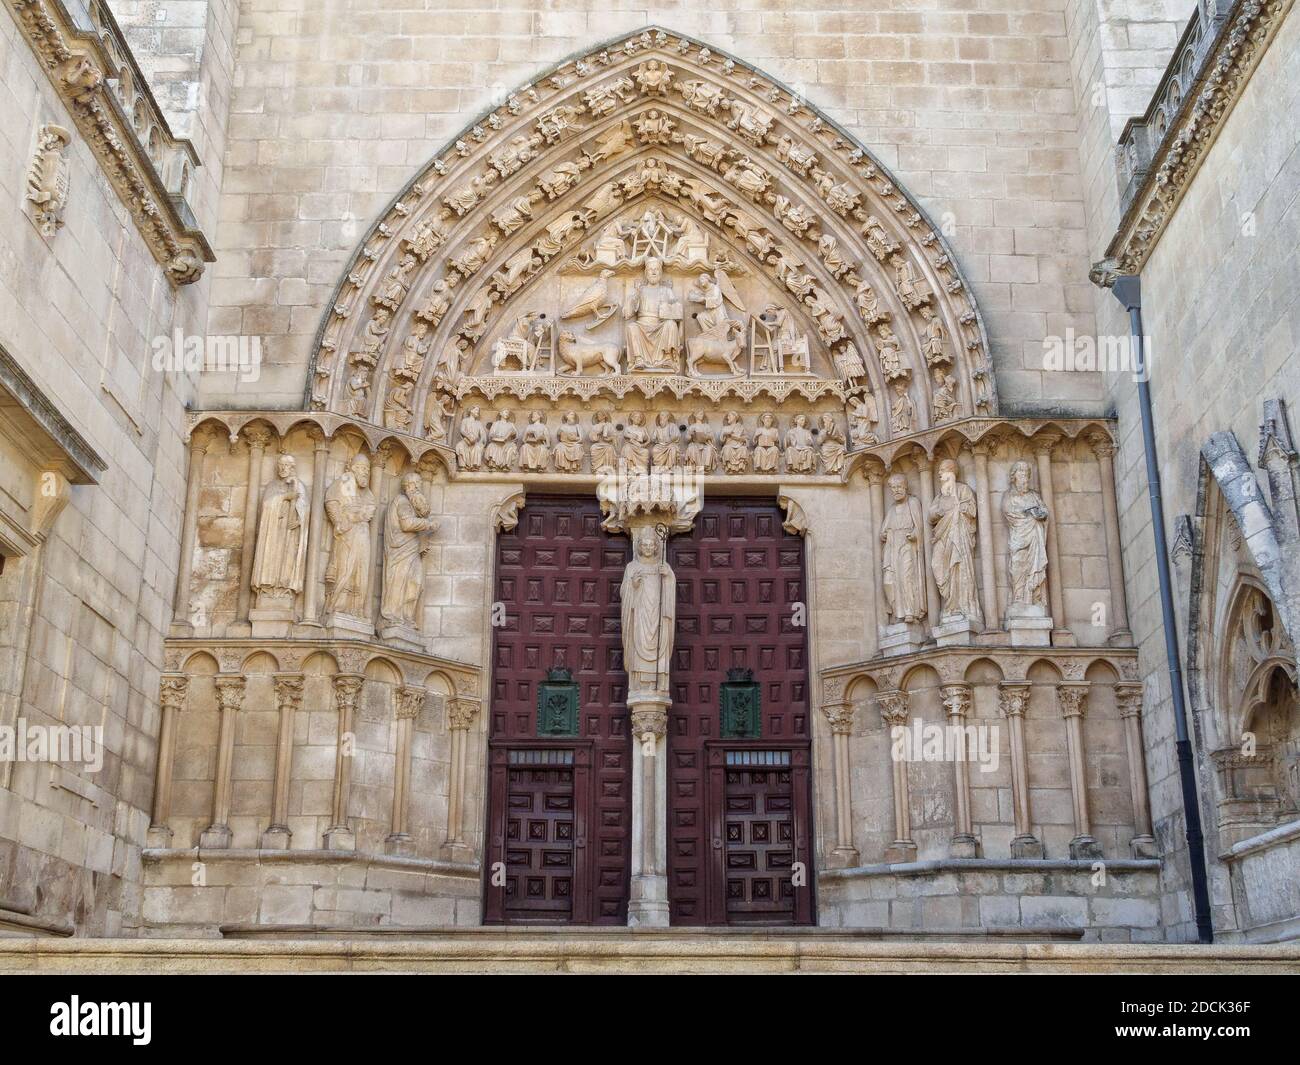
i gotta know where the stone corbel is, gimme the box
[777,493,809,536]
[492,489,527,532]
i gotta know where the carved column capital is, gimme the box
[242,425,273,451]
[629,706,668,740]
[332,672,366,710]
[396,686,426,720]
[1057,682,1089,719]
[1087,431,1117,460]
[448,697,481,731]
[159,674,190,713]
[998,682,1031,718]
[189,429,216,456]
[821,702,856,735]
[308,425,329,449]
[1115,682,1144,720]
[940,683,971,718]
[272,673,304,712]
[876,689,909,726]
[214,675,246,712]
[1033,432,1062,457]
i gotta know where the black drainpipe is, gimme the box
[1109,275,1213,943]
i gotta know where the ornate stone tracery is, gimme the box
[306,29,995,478]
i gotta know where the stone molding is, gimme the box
[305,27,996,446]
[7,0,214,283]
[1094,0,1296,280]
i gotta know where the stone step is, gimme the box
[1,932,1296,974]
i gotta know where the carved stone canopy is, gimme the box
[307,27,994,466]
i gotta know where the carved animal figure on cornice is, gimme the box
[557,331,621,376]
[562,270,618,327]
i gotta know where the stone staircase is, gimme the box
[1,928,1297,974]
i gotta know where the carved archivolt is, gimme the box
[308,29,994,477]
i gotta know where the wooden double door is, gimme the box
[484,496,814,926]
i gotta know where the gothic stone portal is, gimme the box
[484,495,813,925]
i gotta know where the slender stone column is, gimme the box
[1034,435,1073,645]
[235,426,272,627]
[821,702,859,866]
[877,690,916,863]
[148,674,189,846]
[942,683,981,858]
[387,685,425,854]
[324,673,365,851]
[865,468,890,638]
[443,696,480,856]
[1057,682,1102,858]
[998,683,1043,857]
[262,673,304,849]
[972,443,1000,628]
[368,443,392,625]
[301,427,330,626]
[1116,682,1157,857]
[628,698,670,927]
[1089,434,1133,644]
[913,450,942,630]
[200,675,246,848]
[172,433,212,629]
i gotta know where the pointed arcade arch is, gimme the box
[307,28,995,472]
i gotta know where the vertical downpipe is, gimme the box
[1110,275,1213,943]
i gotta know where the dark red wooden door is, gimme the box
[667,499,815,925]
[503,754,575,920]
[484,497,631,925]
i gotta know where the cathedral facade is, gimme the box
[0,0,1297,950]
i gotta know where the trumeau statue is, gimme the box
[251,454,309,603]
[380,472,437,629]
[929,458,982,625]
[620,525,676,697]
[880,474,926,624]
[623,256,682,371]
[1003,459,1050,609]
[324,454,377,618]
